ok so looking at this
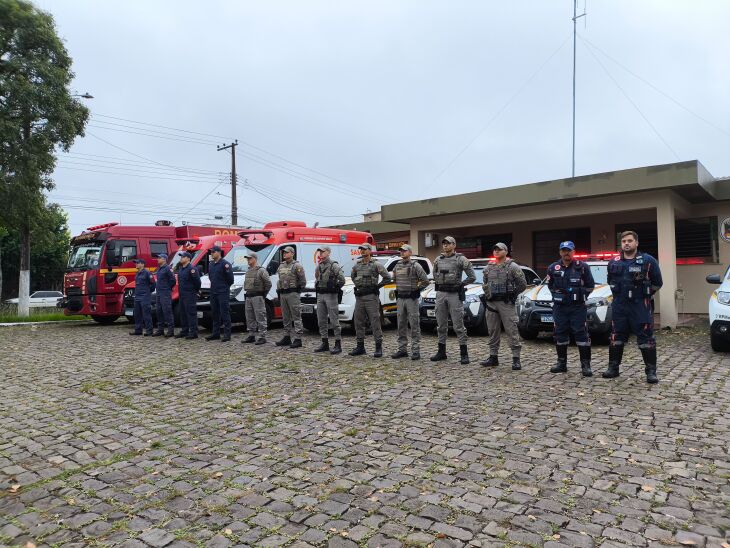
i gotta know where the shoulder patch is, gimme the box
[225,263,230,269]
[613,256,621,261]
[191,269,197,274]
[554,264,561,270]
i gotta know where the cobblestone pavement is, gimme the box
[0,322,728,548]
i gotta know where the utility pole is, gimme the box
[217,140,238,225]
[572,0,586,179]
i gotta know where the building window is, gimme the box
[615,217,718,263]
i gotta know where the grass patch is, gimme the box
[0,304,88,323]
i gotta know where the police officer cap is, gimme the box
[442,236,456,245]
[399,244,413,252]
[210,245,223,253]
[133,258,145,264]
[244,251,258,259]
[358,243,373,251]
[181,251,193,259]
[282,246,295,254]
[559,241,576,250]
[493,242,508,251]
[157,253,168,260]
[317,245,332,253]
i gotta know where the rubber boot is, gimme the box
[275,335,292,347]
[255,337,267,345]
[579,345,593,377]
[241,334,256,344]
[460,345,469,365]
[512,356,522,370]
[330,339,342,355]
[480,355,498,367]
[602,345,623,378]
[391,349,409,359]
[550,344,568,373]
[641,347,658,384]
[289,338,302,349]
[430,343,447,362]
[373,341,383,358]
[205,334,221,341]
[314,338,329,353]
[349,340,366,356]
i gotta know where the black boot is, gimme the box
[330,339,342,355]
[255,337,267,345]
[373,341,383,358]
[430,343,447,362]
[349,340,366,356]
[512,356,522,370]
[480,355,499,367]
[602,345,623,378]
[314,338,329,353]
[641,347,658,384]
[275,335,292,347]
[174,331,187,339]
[391,349,409,359]
[241,334,256,344]
[579,345,593,377]
[289,338,302,349]
[460,345,469,365]
[550,344,568,373]
[411,352,421,361]
[152,331,164,337]
[205,334,221,341]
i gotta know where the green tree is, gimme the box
[0,0,89,316]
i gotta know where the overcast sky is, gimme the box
[35,0,730,234]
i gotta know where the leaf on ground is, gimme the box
[9,484,20,493]
[214,472,223,478]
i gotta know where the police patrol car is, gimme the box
[706,268,730,351]
[516,254,615,342]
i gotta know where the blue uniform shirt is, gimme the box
[607,252,663,303]
[155,264,176,294]
[178,263,201,294]
[545,259,595,306]
[209,258,235,295]
[134,268,155,299]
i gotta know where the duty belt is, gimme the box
[245,291,266,298]
[435,284,460,293]
[277,288,300,294]
[395,289,421,299]
[315,287,340,294]
[354,287,379,297]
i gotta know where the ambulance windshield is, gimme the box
[225,245,274,273]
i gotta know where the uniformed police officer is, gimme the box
[130,258,155,336]
[175,251,201,339]
[546,241,595,376]
[241,251,272,345]
[313,246,346,355]
[480,243,527,370]
[390,244,429,361]
[276,246,307,349]
[603,230,663,383]
[350,243,391,358]
[206,245,235,342]
[152,253,176,337]
[431,236,476,365]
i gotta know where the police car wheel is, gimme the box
[518,327,538,340]
[711,332,730,352]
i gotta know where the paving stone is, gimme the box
[139,528,176,547]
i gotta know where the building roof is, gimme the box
[382,160,723,223]
[329,220,410,235]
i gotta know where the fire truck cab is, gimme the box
[196,221,373,330]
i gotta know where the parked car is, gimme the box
[419,261,540,335]
[6,291,63,308]
[516,256,613,342]
[706,267,730,352]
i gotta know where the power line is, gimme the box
[174,182,226,223]
[55,165,228,185]
[242,180,361,219]
[64,151,223,174]
[422,33,573,196]
[57,160,225,181]
[239,176,358,217]
[87,123,219,146]
[583,40,681,161]
[51,194,233,218]
[93,113,235,140]
[90,118,222,144]
[579,35,730,140]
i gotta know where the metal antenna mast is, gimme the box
[572,0,586,178]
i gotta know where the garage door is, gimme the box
[533,228,591,274]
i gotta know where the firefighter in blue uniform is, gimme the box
[152,253,176,337]
[603,230,663,383]
[175,251,201,340]
[546,241,595,376]
[206,245,235,342]
[130,258,155,336]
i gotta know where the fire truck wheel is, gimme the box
[91,315,119,325]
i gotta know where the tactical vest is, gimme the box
[394,260,421,299]
[608,254,652,300]
[550,261,587,304]
[244,266,266,296]
[434,253,464,292]
[352,260,380,296]
[315,260,341,293]
[278,260,302,292]
[483,261,517,301]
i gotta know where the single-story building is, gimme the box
[376,160,728,328]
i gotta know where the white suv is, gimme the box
[706,268,730,351]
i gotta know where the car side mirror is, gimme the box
[532,278,541,285]
[267,260,279,275]
[105,241,115,250]
[706,274,722,284]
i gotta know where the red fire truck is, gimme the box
[62,221,242,323]
[122,233,241,324]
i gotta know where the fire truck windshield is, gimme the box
[225,245,274,273]
[67,244,103,271]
